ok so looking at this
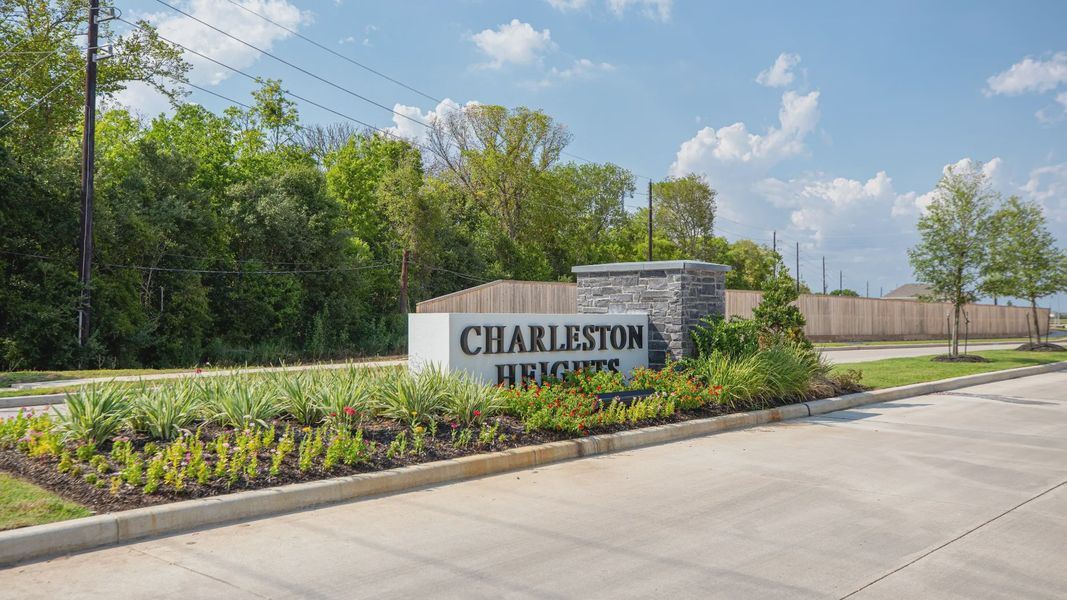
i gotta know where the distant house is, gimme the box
[884,283,933,301]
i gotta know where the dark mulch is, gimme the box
[0,383,850,515]
[931,354,993,363]
[1015,342,1066,352]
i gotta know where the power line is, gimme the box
[149,0,430,132]
[0,68,80,132]
[219,0,441,106]
[0,249,394,276]
[208,0,653,180]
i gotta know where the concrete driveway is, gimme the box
[825,342,1015,364]
[2,372,1066,598]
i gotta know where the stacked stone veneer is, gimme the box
[573,261,730,368]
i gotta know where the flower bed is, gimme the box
[0,351,854,516]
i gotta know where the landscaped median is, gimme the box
[829,350,1067,389]
[1,356,1065,566]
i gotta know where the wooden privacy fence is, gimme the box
[725,290,1047,341]
[416,280,1047,341]
[416,280,578,314]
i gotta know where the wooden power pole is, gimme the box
[795,241,800,293]
[77,0,101,348]
[646,180,653,261]
[399,249,410,314]
[822,256,826,294]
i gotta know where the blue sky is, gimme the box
[116,0,1067,311]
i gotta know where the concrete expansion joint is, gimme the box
[1,359,1064,567]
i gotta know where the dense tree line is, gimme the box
[0,3,789,370]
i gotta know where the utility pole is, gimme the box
[772,231,777,276]
[399,249,410,314]
[821,256,826,295]
[646,180,653,261]
[77,0,101,349]
[839,270,843,293]
[866,280,869,298]
[795,241,800,294]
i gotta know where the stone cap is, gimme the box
[572,260,731,274]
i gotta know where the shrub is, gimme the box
[376,367,448,426]
[690,315,762,359]
[203,378,281,429]
[312,370,375,431]
[55,383,132,444]
[689,344,826,409]
[273,371,325,426]
[128,382,201,441]
[752,271,810,347]
[441,373,503,427]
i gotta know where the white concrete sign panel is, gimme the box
[408,313,649,386]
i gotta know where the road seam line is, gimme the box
[838,478,1067,599]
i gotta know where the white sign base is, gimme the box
[408,313,649,386]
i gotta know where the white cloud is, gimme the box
[386,98,480,142]
[523,58,615,89]
[115,0,308,114]
[606,0,672,21]
[670,90,820,174]
[986,52,1067,96]
[470,20,554,69]
[339,35,356,44]
[1023,162,1067,223]
[889,157,1004,218]
[545,0,591,11]
[756,53,801,88]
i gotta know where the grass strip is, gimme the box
[0,472,91,531]
[831,350,1067,389]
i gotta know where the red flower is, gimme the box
[450,421,460,429]
[473,410,481,417]
[328,412,338,418]
[195,367,203,374]
[343,406,357,417]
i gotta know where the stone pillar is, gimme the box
[573,260,730,368]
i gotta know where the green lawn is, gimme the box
[0,368,199,388]
[0,472,91,531]
[815,336,1061,348]
[831,350,1067,389]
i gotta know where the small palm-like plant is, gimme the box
[376,367,449,426]
[311,371,374,431]
[128,381,201,441]
[205,378,281,429]
[274,371,325,425]
[442,373,503,427]
[55,382,132,444]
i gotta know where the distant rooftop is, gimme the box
[884,283,933,300]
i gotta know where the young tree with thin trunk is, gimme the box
[984,197,1067,341]
[907,163,998,357]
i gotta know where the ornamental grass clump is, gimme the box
[376,367,449,427]
[128,381,201,441]
[311,370,374,431]
[442,373,503,427]
[273,371,325,426]
[204,378,282,429]
[55,382,132,444]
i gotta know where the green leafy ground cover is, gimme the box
[0,472,90,530]
[829,350,1066,389]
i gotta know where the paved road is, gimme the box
[825,342,1014,364]
[3,372,1065,598]
[0,359,404,394]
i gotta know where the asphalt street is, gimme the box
[2,371,1065,598]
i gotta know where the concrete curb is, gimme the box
[2,359,1065,567]
[0,394,66,409]
[818,341,1023,352]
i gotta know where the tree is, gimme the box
[426,104,570,242]
[984,197,1067,339]
[721,239,778,290]
[752,258,809,347]
[908,163,998,357]
[829,289,859,297]
[652,174,717,261]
